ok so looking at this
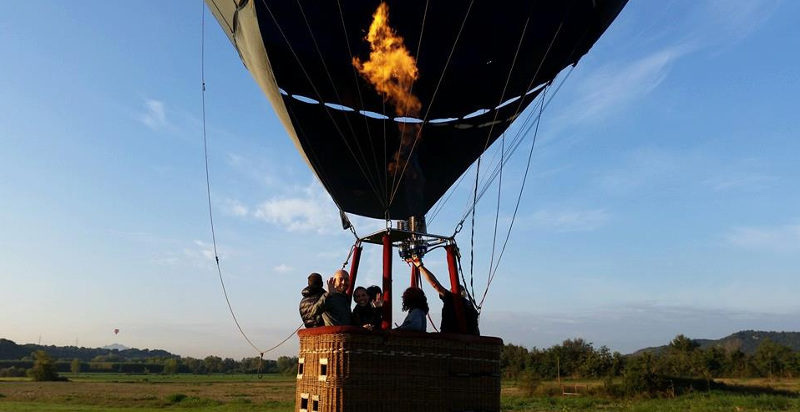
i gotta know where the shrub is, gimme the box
[517,370,542,397]
[27,350,66,382]
[166,393,188,403]
[0,366,27,377]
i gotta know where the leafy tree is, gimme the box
[754,338,792,378]
[500,344,529,379]
[71,358,82,375]
[163,358,178,375]
[27,350,63,381]
[223,357,237,373]
[621,352,663,397]
[516,369,541,397]
[203,356,224,374]
[182,357,205,374]
[276,356,298,375]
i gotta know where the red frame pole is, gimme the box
[345,244,362,300]
[381,232,393,330]
[445,244,467,333]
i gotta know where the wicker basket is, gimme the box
[295,326,502,412]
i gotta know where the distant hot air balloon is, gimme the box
[113,328,119,335]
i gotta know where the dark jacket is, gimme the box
[352,304,382,328]
[440,291,480,335]
[299,285,325,328]
[309,291,352,326]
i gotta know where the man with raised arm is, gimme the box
[307,269,352,326]
[409,257,480,335]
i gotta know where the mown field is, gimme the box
[1,374,799,411]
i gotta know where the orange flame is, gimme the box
[353,2,421,117]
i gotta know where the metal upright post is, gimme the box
[445,244,467,333]
[345,244,363,300]
[381,231,393,330]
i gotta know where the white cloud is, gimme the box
[594,147,684,195]
[700,0,781,46]
[550,1,779,129]
[705,173,776,192]
[254,197,333,233]
[140,99,167,130]
[529,209,610,232]
[726,223,800,253]
[274,264,293,273]
[567,47,684,124]
[252,182,340,233]
[225,152,276,187]
[702,158,778,192]
[151,240,221,270]
[224,199,249,217]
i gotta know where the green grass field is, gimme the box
[1,374,799,411]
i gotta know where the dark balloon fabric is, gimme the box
[208,0,627,219]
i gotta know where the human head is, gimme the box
[366,285,382,302]
[401,287,429,314]
[353,286,369,306]
[332,270,350,293]
[308,273,323,288]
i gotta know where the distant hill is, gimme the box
[0,338,177,361]
[102,343,129,351]
[633,330,800,356]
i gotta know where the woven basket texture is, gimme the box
[295,328,501,412]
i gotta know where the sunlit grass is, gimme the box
[1,375,798,411]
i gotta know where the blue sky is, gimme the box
[2,1,798,359]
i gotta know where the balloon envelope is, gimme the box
[113,328,119,335]
[206,0,627,219]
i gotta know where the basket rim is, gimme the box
[297,325,503,345]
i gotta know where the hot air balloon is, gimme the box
[205,1,627,410]
[113,328,119,335]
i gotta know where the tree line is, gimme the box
[502,334,800,397]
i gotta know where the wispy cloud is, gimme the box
[551,1,779,129]
[274,264,293,274]
[726,223,800,253]
[225,152,277,187]
[699,0,782,46]
[568,47,685,124]
[594,147,684,195]
[140,99,167,130]
[224,199,249,217]
[150,240,222,270]
[702,158,778,192]
[529,209,610,232]
[705,173,776,192]
[251,182,340,233]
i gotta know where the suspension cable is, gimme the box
[479,85,548,308]
[201,1,300,358]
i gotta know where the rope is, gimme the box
[201,2,301,359]
[479,85,548,308]
[427,312,439,333]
